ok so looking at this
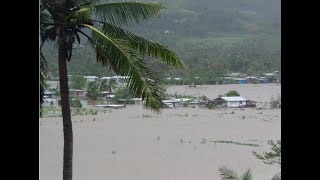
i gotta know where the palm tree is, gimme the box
[218,166,281,180]
[40,0,186,180]
[219,166,252,180]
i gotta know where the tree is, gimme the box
[100,79,116,93]
[219,166,252,180]
[219,166,281,180]
[113,86,134,102]
[70,75,86,89]
[40,1,186,180]
[87,81,100,100]
[252,140,281,180]
[252,140,281,166]
[225,90,240,97]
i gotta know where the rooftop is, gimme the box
[83,76,98,79]
[216,96,248,102]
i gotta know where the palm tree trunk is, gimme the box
[58,38,73,180]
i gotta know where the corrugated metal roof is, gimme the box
[83,76,98,79]
[44,91,52,94]
[220,96,248,101]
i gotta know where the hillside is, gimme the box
[42,0,281,83]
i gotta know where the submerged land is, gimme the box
[40,84,280,180]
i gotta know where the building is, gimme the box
[213,96,248,108]
[258,77,270,83]
[83,76,98,82]
[129,98,143,105]
[223,77,247,84]
[101,91,115,100]
[44,91,53,98]
[244,76,259,84]
[69,89,85,97]
[235,78,247,84]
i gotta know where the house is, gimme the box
[258,77,270,83]
[101,91,115,99]
[83,76,98,82]
[162,99,180,108]
[101,77,112,81]
[213,96,248,108]
[69,89,85,97]
[44,91,53,98]
[244,76,259,84]
[43,98,58,105]
[129,98,143,104]
[223,77,247,84]
[234,78,247,84]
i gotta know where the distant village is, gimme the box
[165,71,281,85]
[43,71,280,111]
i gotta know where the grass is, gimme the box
[211,140,259,147]
[41,106,109,117]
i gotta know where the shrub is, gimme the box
[270,96,281,108]
[70,99,82,108]
[225,90,240,97]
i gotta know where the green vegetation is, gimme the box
[207,101,217,109]
[87,82,101,100]
[42,106,109,117]
[270,96,281,109]
[40,1,186,180]
[219,166,252,180]
[113,87,134,103]
[100,79,117,93]
[219,166,281,180]
[43,0,281,84]
[212,140,259,147]
[225,90,240,97]
[252,140,281,165]
[69,99,82,108]
[70,76,86,90]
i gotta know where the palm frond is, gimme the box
[40,9,54,44]
[92,1,164,26]
[240,169,252,180]
[271,172,281,180]
[96,21,187,69]
[66,7,92,24]
[83,24,164,111]
[219,166,239,180]
[40,10,52,34]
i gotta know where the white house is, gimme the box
[213,96,248,108]
[44,91,53,98]
[83,76,98,82]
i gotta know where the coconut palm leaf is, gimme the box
[83,24,164,111]
[240,169,252,180]
[67,7,92,24]
[40,1,186,179]
[92,1,164,26]
[271,172,281,180]
[219,166,239,180]
[97,21,186,68]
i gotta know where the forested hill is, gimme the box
[42,0,281,83]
